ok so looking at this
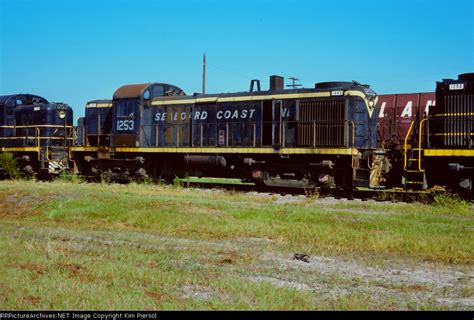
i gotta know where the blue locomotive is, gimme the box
[72,76,390,189]
[1,73,471,197]
[0,94,74,178]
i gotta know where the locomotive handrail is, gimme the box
[0,124,73,153]
[350,120,355,147]
[403,121,415,170]
[417,118,428,172]
[37,128,41,160]
[0,125,74,129]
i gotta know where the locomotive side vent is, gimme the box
[297,100,346,147]
[443,94,473,148]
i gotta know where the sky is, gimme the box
[1,0,473,119]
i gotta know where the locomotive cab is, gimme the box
[0,94,48,147]
[111,83,185,147]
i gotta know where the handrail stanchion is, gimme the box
[404,121,415,170]
[418,119,427,172]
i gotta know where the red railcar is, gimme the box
[377,93,435,148]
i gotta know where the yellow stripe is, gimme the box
[149,90,374,118]
[86,103,112,108]
[1,147,39,152]
[0,137,73,140]
[433,133,474,136]
[280,148,359,155]
[150,90,370,106]
[71,146,358,156]
[0,125,73,129]
[433,113,474,117]
[424,149,474,157]
[70,146,101,152]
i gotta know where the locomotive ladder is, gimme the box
[403,119,428,190]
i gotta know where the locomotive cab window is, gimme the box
[152,85,164,97]
[31,97,45,105]
[164,85,185,96]
[6,99,15,116]
[117,99,136,117]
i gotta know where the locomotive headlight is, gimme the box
[58,110,66,119]
[368,96,376,108]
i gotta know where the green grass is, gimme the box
[0,180,472,310]
[0,152,19,179]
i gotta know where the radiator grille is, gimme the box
[297,100,346,147]
[443,94,474,148]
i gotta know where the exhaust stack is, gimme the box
[270,75,284,91]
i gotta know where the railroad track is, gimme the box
[2,174,459,203]
[181,180,445,203]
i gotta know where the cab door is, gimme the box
[262,99,282,147]
[113,98,139,147]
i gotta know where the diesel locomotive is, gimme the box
[406,73,473,194]
[1,73,471,197]
[72,76,389,190]
[0,94,74,178]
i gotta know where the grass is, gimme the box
[0,180,473,310]
[0,152,19,179]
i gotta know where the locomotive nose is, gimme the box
[56,103,69,119]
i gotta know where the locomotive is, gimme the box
[1,73,471,197]
[72,76,389,190]
[410,73,473,194]
[0,94,74,178]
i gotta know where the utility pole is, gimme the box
[202,53,206,94]
[286,77,302,89]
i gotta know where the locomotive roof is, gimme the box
[0,94,48,106]
[112,81,374,102]
[87,99,112,104]
[147,83,377,116]
[86,99,112,108]
[113,82,182,100]
[14,102,72,111]
[150,84,376,105]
